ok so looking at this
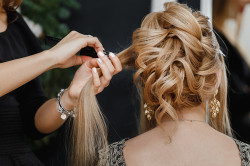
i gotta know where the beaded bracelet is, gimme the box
[57,89,76,120]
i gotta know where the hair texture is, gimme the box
[70,2,232,166]
[0,0,22,11]
[69,78,108,166]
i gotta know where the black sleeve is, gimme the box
[214,29,250,111]
[214,29,250,86]
[16,12,44,56]
[16,77,48,139]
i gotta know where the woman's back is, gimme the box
[123,122,242,166]
[101,122,250,166]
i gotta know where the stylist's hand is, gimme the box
[49,31,104,69]
[61,51,122,110]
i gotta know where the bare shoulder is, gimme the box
[123,124,242,166]
[206,126,242,151]
[123,128,164,165]
[124,129,155,155]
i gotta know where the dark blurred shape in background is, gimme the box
[178,0,200,10]
[213,0,250,144]
[66,0,150,52]
[65,0,151,143]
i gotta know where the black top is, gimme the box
[215,29,250,143]
[0,12,47,165]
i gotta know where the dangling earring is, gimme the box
[144,103,154,121]
[209,89,220,118]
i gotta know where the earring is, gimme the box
[144,103,154,121]
[209,89,220,118]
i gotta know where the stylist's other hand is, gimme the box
[49,31,104,69]
[61,51,122,110]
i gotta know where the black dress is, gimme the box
[0,12,48,165]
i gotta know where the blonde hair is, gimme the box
[70,2,232,166]
[70,78,108,166]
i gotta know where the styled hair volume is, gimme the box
[70,2,231,166]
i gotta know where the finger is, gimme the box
[82,34,93,38]
[97,58,112,86]
[80,36,104,53]
[97,86,105,94]
[81,56,93,63]
[99,76,110,88]
[92,68,101,92]
[97,51,115,74]
[96,76,109,94]
[109,52,122,74]
[85,58,98,69]
[74,56,93,66]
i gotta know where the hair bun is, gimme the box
[131,2,225,124]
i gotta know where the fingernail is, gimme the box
[92,67,97,73]
[109,52,116,58]
[97,58,103,64]
[98,51,105,57]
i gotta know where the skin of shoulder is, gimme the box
[123,123,242,166]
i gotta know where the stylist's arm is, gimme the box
[34,33,122,134]
[0,31,122,133]
[0,31,103,96]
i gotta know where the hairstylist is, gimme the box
[0,0,122,165]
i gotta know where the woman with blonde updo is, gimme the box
[70,2,250,166]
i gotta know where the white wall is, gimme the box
[151,0,176,12]
[200,0,213,21]
[239,5,250,64]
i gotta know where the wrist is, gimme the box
[60,89,76,111]
[42,50,58,70]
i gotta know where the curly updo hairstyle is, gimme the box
[70,2,231,166]
[127,2,231,134]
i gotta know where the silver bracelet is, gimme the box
[57,89,76,120]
